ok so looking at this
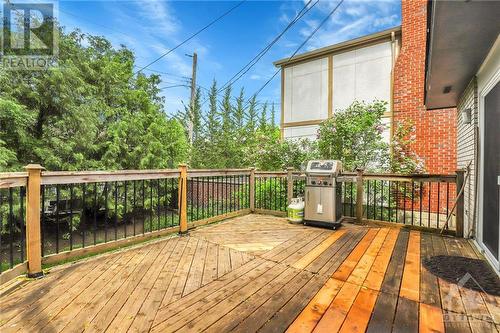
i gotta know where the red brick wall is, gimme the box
[393,0,457,174]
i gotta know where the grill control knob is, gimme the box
[323,181,328,185]
[311,180,316,185]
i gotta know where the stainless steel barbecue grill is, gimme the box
[304,160,343,229]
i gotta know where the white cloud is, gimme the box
[283,0,401,52]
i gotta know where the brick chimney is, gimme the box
[393,0,456,174]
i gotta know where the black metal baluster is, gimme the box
[124,181,128,238]
[232,176,235,212]
[212,176,215,217]
[279,177,282,211]
[428,182,432,228]
[411,181,415,225]
[41,185,46,255]
[163,178,167,228]
[437,182,441,228]
[380,180,384,221]
[104,183,108,242]
[350,182,354,217]
[446,183,450,226]
[8,188,14,267]
[150,180,153,231]
[403,182,407,224]
[201,177,205,219]
[157,179,161,230]
[225,176,228,213]
[419,182,423,226]
[366,180,370,219]
[82,184,86,248]
[142,180,145,235]
[20,187,25,261]
[394,182,398,223]
[373,180,377,219]
[256,177,259,209]
[215,177,220,216]
[69,185,74,250]
[196,178,200,220]
[114,182,118,240]
[387,180,392,222]
[93,183,97,245]
[133,180,137,235]
[167,178,171,227]
[56,185,60,253]
[342,183,346,216]
[122,180,128,238]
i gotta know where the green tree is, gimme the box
[259,102,268,132]
[0,27,188,171]
[317,101,389,172]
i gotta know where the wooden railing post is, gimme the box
[249,168,255,212]
[25,164,44,277]
[455,169,465,237]
[178,164,188,235]
[356,169,364,224]
[287,167,294,205]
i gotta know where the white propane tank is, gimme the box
[287,197,305,224]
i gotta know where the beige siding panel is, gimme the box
[283,58,328,124]
[457,78,478,237]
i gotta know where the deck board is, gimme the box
[1,214,498,332]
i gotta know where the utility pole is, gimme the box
[187,52,197,144]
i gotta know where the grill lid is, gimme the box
[305,160,342,176]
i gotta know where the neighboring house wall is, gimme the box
[456,79,478,237]
[393,0,457,174]
[281,40,395,141]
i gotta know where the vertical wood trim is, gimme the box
[356,169,364,224]
[455,170,465,237]
[179,164,188,234]
[249,168,255,212]
[328,55,333,118]
[280,68,285,139]
[287,167,294,205]
[25,164,44,277]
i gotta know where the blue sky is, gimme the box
[58,0,401,120]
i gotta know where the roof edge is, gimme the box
[273,26,401,67]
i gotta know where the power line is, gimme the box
[244,0,345,108]
[217,0,318,93]
[159,84,190,90]
[134,0,247,74]
[135,66,192,80]
[199,0,318,108]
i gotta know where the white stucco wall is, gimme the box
[283,125,319,140]
[283,58,328,124]
[332,42,392,112]
[282,41,393,141]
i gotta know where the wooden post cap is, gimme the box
[24,164,45,171]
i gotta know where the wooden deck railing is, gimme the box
[339,171,462,236]
[0,164,465,282]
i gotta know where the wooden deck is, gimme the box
[1,214,499,332]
